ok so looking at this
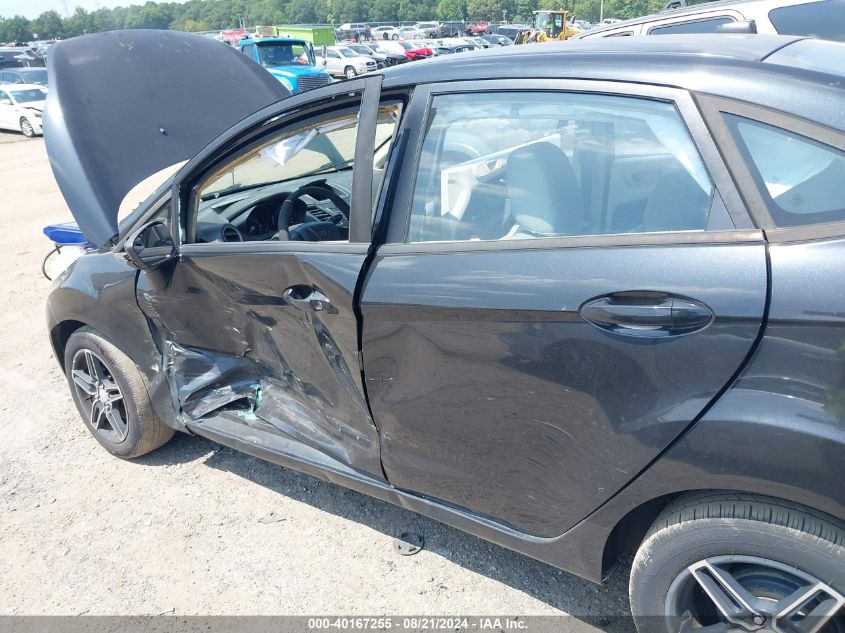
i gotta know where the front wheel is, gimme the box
[344,66,357,79]
[20,117,36,138]
[391,33,399,40]
[630,492,845,633]
[64,327,175,458]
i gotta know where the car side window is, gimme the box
[186,95,402,245]
[0,90,8,101]
[769,0,845,42]
[648,16,734,34]
[725,114,845,227]
[407,91,716,243]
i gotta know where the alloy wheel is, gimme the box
[20,118,35,138]
[70,349,129,442]
[345,66,357,79]
[666,556,845,633]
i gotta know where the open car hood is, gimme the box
[44,30,291,247]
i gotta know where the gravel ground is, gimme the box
[0,131,632,626]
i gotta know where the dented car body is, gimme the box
[45,30,845,628]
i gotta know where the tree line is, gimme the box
[1,0,664,44]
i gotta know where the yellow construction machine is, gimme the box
[513,10,581,44]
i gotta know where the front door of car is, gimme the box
[360,80,768,536]
[134,77,393,480]
[0,89,13,128]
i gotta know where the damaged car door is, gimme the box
[134,79,391,480]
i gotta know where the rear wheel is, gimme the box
[630,493,845,633]
[20,117,36,138]
[65,327,174,458]
[344,65,357,79]
[391,33,399,40]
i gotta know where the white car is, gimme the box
[371,25,400,40]
[0,83,46,138]
[412,21,440,36]
[324,46,378,79]
[398,26,425,39]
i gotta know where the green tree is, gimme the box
[124,2,174,29]
[435,0,467,20]
[30,10,65,39]
[65,7,94,36]
[0,15,33,42]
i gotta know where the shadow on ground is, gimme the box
[138,432,634,631]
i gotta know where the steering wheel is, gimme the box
[275,184,350,240]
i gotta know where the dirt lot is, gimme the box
[0,131,631,624]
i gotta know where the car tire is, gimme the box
[20,117,36,138]
[64,327,175,459]
[629,492,845,633]
[391,33,399,40]
[344,66,357,79]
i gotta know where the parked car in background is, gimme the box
[324,45,378,78]
[398,25,425,39]
[575,0,842,39]
[396,40,434,59]
[436,41,480,54]
[371,25,400,40]
[0,48,25,69]
[573,19,593,30]
[337,23,372,41]
[346,42,408,68]
[468,21,491,34]
[0,83,45,137]
[467,36,492,47]
[43,29,845,633]
[238,38,331,94]
[438,20,467,36]
[0,67,48,86]
[494,23,530,39]
[481,33,514,45]
[413,21,440,36]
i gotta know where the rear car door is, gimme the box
[134,78,398,480]
[360,80,767,536]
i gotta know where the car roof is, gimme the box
[380,35,844,129]
[578,0,810,36]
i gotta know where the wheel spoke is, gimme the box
[71,369,97,396]
[105,406,128,440]
[689,560,763,629]
[84,351,100,382]
[90,400,105,429]
[773,582,845,633]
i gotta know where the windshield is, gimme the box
[349,45,371,54]
[399,42,415,50]
[256,42,314,67]
[337,47,359,57]
[10,88,45,103]
[22,70,48,84]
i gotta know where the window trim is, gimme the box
[382,78,755,248]
[696,93,845,241]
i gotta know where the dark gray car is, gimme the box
[44,31,845,632]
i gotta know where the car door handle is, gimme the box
[579,292,713,338]
[282,285,333,312]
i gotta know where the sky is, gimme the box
[0,0,183,19]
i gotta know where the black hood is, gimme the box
[44,30,290,246]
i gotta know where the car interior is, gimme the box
[191,102,402,244]
[409,91,731,242]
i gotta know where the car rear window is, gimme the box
[769,0,845,42]
[764,38,845,77]
[725,114,845,227]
